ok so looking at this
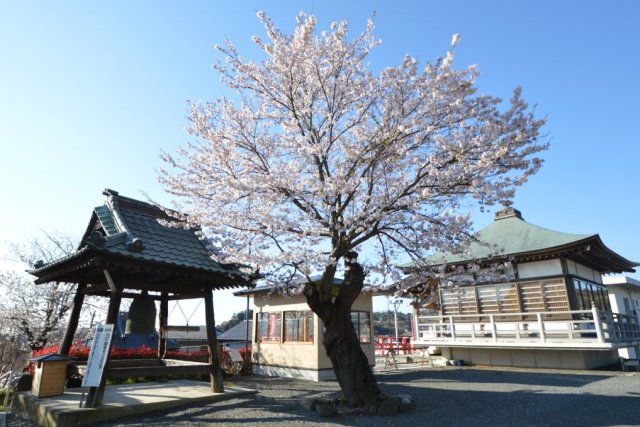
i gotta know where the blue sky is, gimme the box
[1,1,638,323]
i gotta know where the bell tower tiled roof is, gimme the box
[29,189,247,289]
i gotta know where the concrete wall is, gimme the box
[441,347,619,370]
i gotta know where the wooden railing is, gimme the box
[414,303,640,348]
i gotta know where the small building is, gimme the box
[235,277,375,381]
[164,326,215,353]
[218,320,253,350]
[404,207,640,369]
[604,276,640,359]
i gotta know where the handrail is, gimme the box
[414,307,640,346]
[416,308,601,320]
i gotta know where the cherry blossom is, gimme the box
[159,12,546,289]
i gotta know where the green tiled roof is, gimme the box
[401,207,603,268]
[30,189,243,283]
[94,205,120,236]
[79,189,236,275]
[401,207,637,273]
[430,208,593,264]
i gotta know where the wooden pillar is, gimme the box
[158,292,168,359]
[59,282,87,355]
[204,284,224,393]
[86,272,122,408]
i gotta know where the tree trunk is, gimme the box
[304,255,387,410]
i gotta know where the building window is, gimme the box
[574,280,587,310]
[441,286,478,316]
[477,283,519,314]
[572,279,611,312]
[284,311,314,343]
[439,279,572,321]
[351,311,371,343]
[256,312,282,342]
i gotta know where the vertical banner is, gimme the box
[81,324,114,388]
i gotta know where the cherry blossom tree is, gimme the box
[160,12,546,410]
[0,234,77,352]
[1,233,106,354]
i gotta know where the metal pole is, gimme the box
[392,299,401,351]
[244,294,250,374]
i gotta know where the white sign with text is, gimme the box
[81,324,114,388]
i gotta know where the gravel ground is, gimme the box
[7,366,640,426]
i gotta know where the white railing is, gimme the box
[414,304,640,348]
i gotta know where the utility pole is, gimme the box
[244,294,250,375]
[392,299,402,350]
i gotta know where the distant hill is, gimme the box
[217,310,253,332]
[373,311,412,336]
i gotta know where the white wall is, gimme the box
[566,260,603,283]
[604,276,640,359]
[517,259,562,279]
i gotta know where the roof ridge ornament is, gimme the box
[88,230,106,247]
[494,207,523,221]
[127,237,145,252]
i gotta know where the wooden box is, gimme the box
[30,354,75,398]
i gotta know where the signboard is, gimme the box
[81,324,114,387]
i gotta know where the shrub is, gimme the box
[29,343,253,375]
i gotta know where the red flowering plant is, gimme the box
[28,342,252,376]
[28,342,157,375]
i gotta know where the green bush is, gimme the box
[0,387,12,412]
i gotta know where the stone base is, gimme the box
[10,380,255,427]
[253,364,376,381]
[253,364,336,381]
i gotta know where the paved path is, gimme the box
[8,367,640,426]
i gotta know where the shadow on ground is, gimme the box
[12,368,638,427]
[379,367,611,388]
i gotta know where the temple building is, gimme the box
[404,207,640,369]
